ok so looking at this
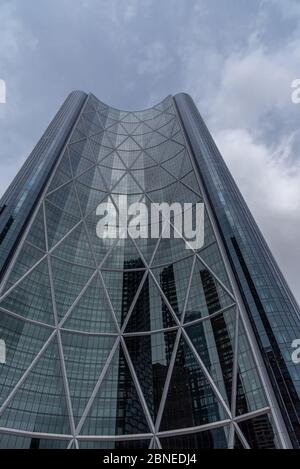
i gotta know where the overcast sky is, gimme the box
[0,0,299,302]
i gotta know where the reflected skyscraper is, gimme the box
[0,91,299,449]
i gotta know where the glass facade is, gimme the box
[0,92,298,449]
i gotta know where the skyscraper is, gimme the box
[0,91,299,449]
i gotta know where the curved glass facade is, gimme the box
[0,92,297,449]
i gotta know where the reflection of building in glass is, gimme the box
[0,91,299,449]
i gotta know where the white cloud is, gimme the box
[214,127,300,301]
[209,43,300,131]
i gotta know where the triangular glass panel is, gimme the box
[0,312,52,406]
[107,131,128,149]
[68,139,97,163]
[69,149,95,178]
[112,173,143,195]
[62,274,117,333]
[83,111,105,129]
[77,165,106,191]
[197,242,232,291]
[185,307,237,407]
[51,256,94,322]
[118,150,142,169]
[235,321,268,417]
[100,151,126,169]
[105,122,122,134]
[179,151,193,176]
[87,139,103,162]
[75,182,108,216]
[90,131,115,149]
[77,116,103,136]
[125,330,177,421]
[2,242,45,293]
[159,336,227,431]
[101,269,146,326]
[152,255,194,320]
[80,345,150,435]
[61,331,116,425]
[48,151,72,192]
[184,258,234,323]
[0,337,71,434]
[69,129,86,144]
[76,116,93,137]
[171,130,186,146]
[131,132,156,149]
[151,235,192,268]
[125,274,177,333]
[171,120,181,137]
[130,151,156,170]
[117,137,142,152]
[121,113,140,123]
[236,415,277,449]
[0,258,55,324]
[120,121,141,135]
[133,236,159,266]
[46,182,81,218]
[26,206,46,251]
[102,236,146,270]
[45,200,80,250]
[156,119,176,139]
[85,203,117,266]
[159,425,231,449]
[161,150,186,180]
[181,171,202,195]
[51,222,95,268]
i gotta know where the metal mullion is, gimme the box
[58,271,98,328]
[233,422,250,449]
[154,329,182,432]
[228,423,235,450]
[0,253,48,300]
[98,270,121,333]
[181,327,232,419]
[234,408,271,423]
[0,306,55,330]
[122,325,179,338]
[180,255,196,324]
[47,244,76,438]
[56,329,77,439]
[75,337,121,436]
[154,436,162,449]
[0,427,72,440]
[231,307,240,420]
[77,433,151,442]
[183,303,237,328]
[0,331,57,415]
[120,271,149,333]
[157,420,231,438]
[148,269,182,328]
[120,337,156,435]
